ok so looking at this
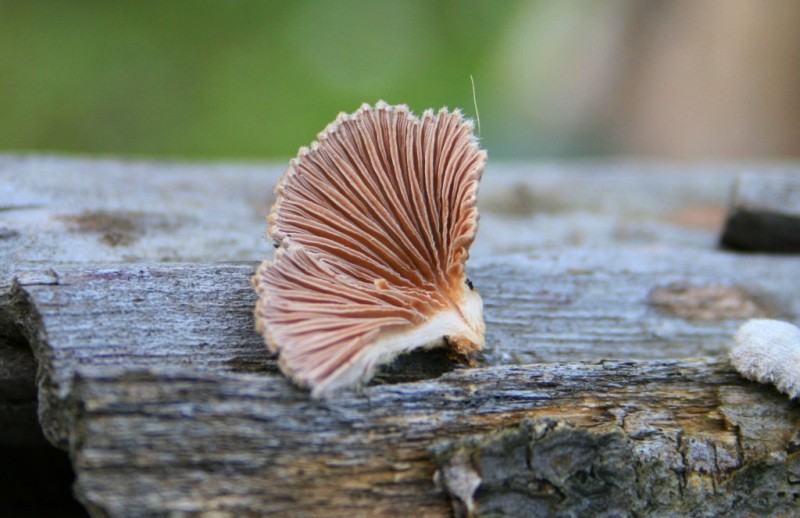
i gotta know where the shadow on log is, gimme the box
[0,301,87,516]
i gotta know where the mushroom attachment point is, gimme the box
[253,101,487,397]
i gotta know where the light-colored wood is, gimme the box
[0,154,743,272]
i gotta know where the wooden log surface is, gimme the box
[3,154,800,516]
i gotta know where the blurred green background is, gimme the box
[2,0,800,160]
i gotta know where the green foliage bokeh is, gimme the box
[0,1,521,159]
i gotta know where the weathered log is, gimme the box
[60,360,800,517]
[3,155,800,516]
[721,172,800,252]
[0,154,739,499]
[0,155,755,446]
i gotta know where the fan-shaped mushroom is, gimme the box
[253,101,486,397]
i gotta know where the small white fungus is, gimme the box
[730,319,800,399]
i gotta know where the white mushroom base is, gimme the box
[314,291,485,398]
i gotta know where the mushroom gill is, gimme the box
[253,101,486,397]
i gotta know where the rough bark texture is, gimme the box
[46,361,800,517]
[720,172,800,252]
[2,155,800,516]
[434,413,800,518]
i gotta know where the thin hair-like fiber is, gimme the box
[470,74,481,137]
